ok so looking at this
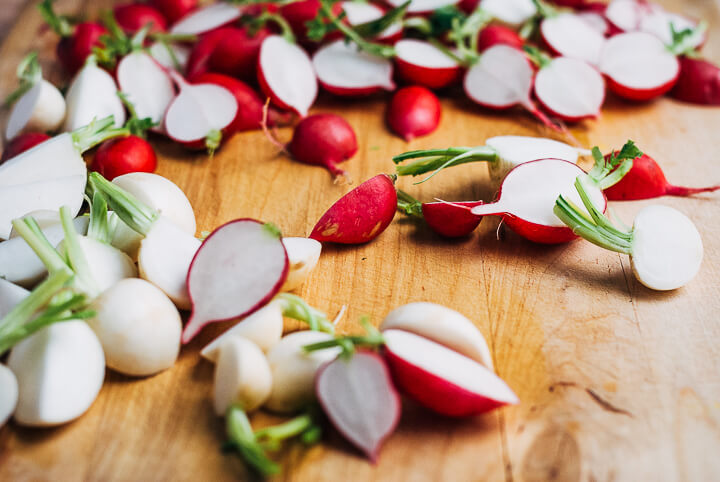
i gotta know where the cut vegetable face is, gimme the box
[340,1,402,41]
[533,57,605,121]
[315,351,400,462]
[480,0,537,26]
[63,59,126,131]
[540,13,606,66]
[117,51,175,128]
[214,337,272,415]
[281,237,322,292]
[183,219,289,344]
[149,41,191,72]
[313,40,395,96]
[0,364,18,427]
[394,39,460,89]
[383,329,518,417]
[169,3,240,35]
[113,4,167,34]
[387,86,442,141]
[6,80,66,141]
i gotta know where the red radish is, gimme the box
[164,71,238,152]
[604,153,720,201]
[312,40,395,97]
[185,27,229,80]
[63,58,126,132]
[182,219,289,343]
[315,351,401,462]
[394,40,461,89]
[169,3,241,35]
[206,27,271,82]
[382,330,518,417]
[1,133,50,164]
[90,137,157,181]
[149,0,198,24]
[477,25,524,52]
[479,0,537,26]
[280,0,343,43]
[386,0,459,15]
[670,56,720,106]
[340,1,403,42]
[285,114,358,179]
[598,32,680,101]
[192,73,291,133]
[113,4,168,34]
[116,51,175,128]
[258,35,318,117]
[311,174,397,244]
[398,191,484,238]
[540,13,606,66]
[387,86,442,141]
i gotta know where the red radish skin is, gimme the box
[113,4,168,34]
[393,40,461,89]
[287,114,358,179]
[670,56,720,106]
[1,133,51,164]
[57,22,108,75]
[207,27,272,82]
[477,25,524,52]
[90,136,157,181]
[149,0,198,24]
[280,0,343,44]
[186,28,229,80]
[604,153,720,201]
[315,351,401,462]
[387,86,442,141]
[310,174,397,244]
[422,201,484,238]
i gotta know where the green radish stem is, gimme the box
[117,92,157,138]
[275,293,335,334]
[88,171,158,236]
[71,115,130,153]
[523,45,553,70]
[396,189,424,218]
[303,317,385,359]
[393,146,498,183]
[4,52,42,107]
[37,0,73,37]
[669,22,708,57]
[353,1,410,38]
[205,129,222,157]
[59,206,100,298]
[11,217,73,278]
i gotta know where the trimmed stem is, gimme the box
[303,318,385,356]
[37,0,73,37]
[254,414,315,444]
[225,406,280,477]
[205,129,222,157]
[396,189,424,218]
[4,52,42,107]
[88,172,158,236]
[394,146,498,181]
[428,38,466,65]
[60,206,99,298]
[71,116,130,153]
[275,293,335,334]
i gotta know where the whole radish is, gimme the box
[397,190,483,238]
[0,364,17,427]
[0,132,50,164]
[208,27,272,82]
[213,337,273,415]
[393,40,461,89]
[670,56,720,106]
[310,174,397,244]
[477,25,524,52]
[150,0,198,24]
[113,3,168,34]
[387,86,442,141]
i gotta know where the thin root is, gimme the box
[261,98,289,155]
[332,305,348,326]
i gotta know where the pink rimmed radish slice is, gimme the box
[578,11,609,35]
[258,35,317,117]
[383,329,518,417]
[387,86,441,141]
[394,39,461,89]
[0,364,17,428]
[312,40,395,97]
[117,52,175,129]
[605,0,703,48]
[63,58,126,132]
[540,13,606,66]
[169,3,240,35]
[471,159,606,244]
[480,0,537,26]
[182,219,289,344]
[604,0,655,32]
[340,1,402,41]
[477,25,524,52]
[598,32,679,101]
[315,351,401,462]
[149,42,191,72]
[164,71,238,152]
[534,57,605,122]
[386,0,459,15]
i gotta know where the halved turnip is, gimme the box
[117,51,175,129]
[169,3,241,35]
[394,39,461,89]
[282,237,322,292]
[533,56,605,121]
[480,0,537,26]
[0,364,17,427]
[312,40,394,97]
[540,12,606,66]
[214,336,272,415]
[604,0,651,32]
[63,57,126,131]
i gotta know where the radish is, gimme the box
[387,86,442,141]
[8,210,60,239]
[116,49,175,128]
[315,351,401,461]
[598,32,680,101]
[310,174,397,244]
[170,3,241,35]
[0,279,28,319]
[185,27,231,79]
[213,337,272,415]
[0,364,17,427]
[479,0,536,26]
[0,132,50,163]
[397,190,484,237]
[91,135,157,181]
[394,39,461,89]
[113,3,168,34]
[182,219,289,344]
[382,329,518,416]
[149,41,191,72]
[64,57,126,131]
[539,12,607,66]
[164,70,238,153]
[477,24,524,52]
[282,237,322,291]
[555,176,703,291]
[5,53,66,140]
[150,0,198,24]
[386,0,458,15]
[605,0,703,48]
[280,0,343,43]
[257,35,318,117]
[639,10,703,49]
[313,40,395,96]
[670,56,720,106]
[340,1,403,42]
[604,0,655,32]
[207,27,272,82]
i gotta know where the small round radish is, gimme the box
[383,329,518,417]
[540,13,606,66]
[282,237,322,292]
[0,279,29,318]
[394,39,460,89]
[64,59,126,132]
[116,51,175,128]
[480,0,537,26]
[214,337,272,415]
[149,0,198,24]
[258,35,318,117]
[423,201,484,238]
[477,25,524,52]
[6,80,66,141]
[286,113,358,179]
[0,364,18,427]
[670,56,720,106]
[533,57,605,122]
[310,174,397,244]
[88,278,181,376]
[340,1,403,42]
[170,3,241,35]
[381,302,494,369]
[313,40,395,97]
[0,132,50,163]
[90,136,157,181]
[8,321,105,427]
[113,4,168,34]
[599,32,680,101]
[386,0,459,15]
[387,86,442,141]
[264,331,341,414]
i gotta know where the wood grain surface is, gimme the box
[1,1,720,481]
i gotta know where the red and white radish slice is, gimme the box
[312,40,395,97]
[169,3,240,35]
[540,13,606,66]
[394,39,461,89]
[0,134,85,188]
[63,61,126,132]
[639,10,702,48]
[183,219,289,344]
[386,0,459,14]
[341,1,402,41]
[480,0,537,26]
[6,80,66,140]
[578,12,609,36]
[605,0,655,32]
[117,52,175,128]
[534,57,605,121]
[315,351,401,461]
[599,32,679,101]
[383,330,518,417]
[149,42,191,71]
[464,45,534,110]
[258,35,317,117]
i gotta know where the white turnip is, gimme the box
[281,237,322,292]
[0,364,18,427]
[63,57,126,131]
[213,336,272,415]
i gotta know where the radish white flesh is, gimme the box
[213,337,272,415]
[183,219,288,343]
[380,302,494,370]
[386,0,458,14]
[480,0,537,26]
[313,40,395,94]
[8,321,105,427]
[281,237,322,292]
[315,351,400,462]
[63,61,125,132]
[0,133,85,187]
[640,10,700,48]
[534,57,605,120]
[464,45,534,110]
[89,278,181,376]
[0,279,28,319]
[8,210,61,238]
[0,364,18,427]
[170,3,241,35]
[0,217,88,287]
[149,42,191,71]
[259,35,317,117]
[578,12,609,36]
[541,13,606,66]
[341,2,402,39]
[395,39,459,70]
[265,331,341,414]
[6,80,66,140]
[117,52,175,127]
[57,236,137,294]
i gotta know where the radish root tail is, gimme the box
[261,98,290,155]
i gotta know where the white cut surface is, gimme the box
[259,36,317,117]
[341,2,402,39]
[578,12,609,35]
[541,13,606,65]
[464,45,533,108]
[213,337,272,414]
[313,40,394,90]
[534,57,605,118]
[599,32,679,90]
[149,42,191,71]
[0,134,83,187]
[605,0,653,31]
[281,237,321,292]
[0,279,29,319]
[170,3,241,35]
[395,39,459,69]
[6,80,66,140]
[117,52,175,126]
[386,0,458,14]
[486,135,583,183]
[640,10,700,47]
[165,83,237,142]
[481,0,537,26]
[63,63,125,131]
[0,364,18,428]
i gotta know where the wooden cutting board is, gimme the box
[1,1,720,480]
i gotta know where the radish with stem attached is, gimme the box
[477,24,524,52]
[397,190,484,238]
[63,56,126,131]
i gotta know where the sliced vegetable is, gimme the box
[214,337,272,415]
[313,40,395,96]
[63,57,126,131]
[397,190,483,238]
[150,0,198,24]
[281,237,322,292]
[170,3,241,35]
[0,132,51,163]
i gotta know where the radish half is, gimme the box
[63,59,126,131]
[149,42,191,72]
[540,13,606,66]
[480,0,537,26]
[386,0,459,14]
[605,0,650,32]
[183,219,289,344]
[213,336,272,415]
[6,80,66,140]
[534,57,605,121]
[169,3,241,35]
[639,9,702,48]
[394,39,461,89]
[340,1,402,41]
[117,51,175,128]
[313,40,395,96]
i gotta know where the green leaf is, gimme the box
[38,0,73,37]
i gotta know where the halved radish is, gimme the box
[480,0,537,26]
[604,0,653,32]
[477,24,524,52]
[258,35,317,117]
[386,0,459,15]
[605,0,703,48]
[383,329,518,417]
[578,11,609,35]
[0,279,29,318]
[182,219,289,344]
[149,41,191,72]
[639,9,703,48]
[280,0,343,44]
[169,3,240,35]
[540,13,606,66]
[394,39,461,89]
[534,57,605,122]
[341,1,402,42]
[598,32,680,101]
[116,51,175,128]
[281,237,322,291]
[313,40,395,97]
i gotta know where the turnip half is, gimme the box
[213,336,272,415]
[116,50,175,129]
[0,364,17,427]
[313,40,395,96]
[63,57,126,131]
